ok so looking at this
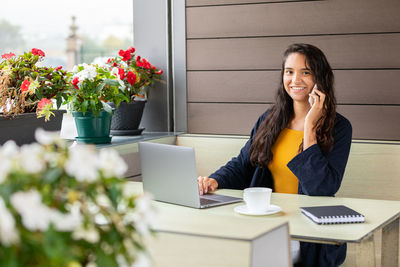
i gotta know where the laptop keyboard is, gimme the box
[200,197,220,206]
[200,194,241,206]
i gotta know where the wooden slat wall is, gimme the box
[185,0,400,140]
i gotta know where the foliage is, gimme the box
[67,63,129,115]
[0,49,69,120]
[0,129,155,267]
[104,46,163,102]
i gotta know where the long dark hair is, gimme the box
[250,43,336,168]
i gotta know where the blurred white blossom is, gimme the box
[65,145,99,182]
[73,225,100,243]
[10,190,82,232]
[35,128,61,145]
[11,190,51,231]
[0,197,19,246]
[132,252,151,267]
[0,129,154,265]
[99,149,128,178]
[19,143,46,174]
[124,193,156,236]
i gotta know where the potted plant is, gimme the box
[105,47,163,136]
[0,129,155,266]
[67,63,128,144]
[0,49,69,145]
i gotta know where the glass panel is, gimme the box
[1,0,133,69]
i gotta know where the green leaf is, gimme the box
[82,100,88,113]
[43,168,63,183]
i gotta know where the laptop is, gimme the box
[138,142,242,208]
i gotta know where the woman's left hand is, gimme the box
[305,87,325,130]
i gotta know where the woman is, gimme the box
[198,43,352,267]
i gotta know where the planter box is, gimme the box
[0,110,66,145]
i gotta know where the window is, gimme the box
[1,0,133,69]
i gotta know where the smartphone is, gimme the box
[308,84,317,106]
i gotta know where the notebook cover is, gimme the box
[301,205,365,224]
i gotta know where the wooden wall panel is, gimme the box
[188,103,270,134]
[187,70,400,104]
[185,0,400,140]
[337,105,400,140]
[186,0,314,6]
[334,70,400,105]
[187,0,400,38]
[187,34,400,70]
[188,103,400,139]
[187,71,279,103]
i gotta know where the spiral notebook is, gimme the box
[301,205,365,224]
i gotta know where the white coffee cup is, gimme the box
[243,187,272,213]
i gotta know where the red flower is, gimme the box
[156,69,163,75]
[119,49,131,61]
[37,98,52,110]
[1,52,16,59]
[107,58,113,63]
[136,59,143,67]
[72,77,79,89]
[136,56,141,61]
[20,79,31,92]
[127,71,136,85]
[56,66,62,70]
[118,68,125,80]
[31,48,45,57]
[141,58,151,69]
[113,62,118,67]
[127,46,135,53]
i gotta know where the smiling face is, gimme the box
[283,52,315,104]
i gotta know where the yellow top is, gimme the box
[268,128,304,194]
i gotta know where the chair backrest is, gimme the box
[177,134,400,201]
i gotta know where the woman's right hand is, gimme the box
[197,176,218,195]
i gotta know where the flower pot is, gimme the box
[0,110,66,146]
[109,101,146,136]
[72,110,113,144]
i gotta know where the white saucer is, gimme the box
[234,204,282,216]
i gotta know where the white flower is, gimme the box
[124,193,156,236]
[0,141,17,183]
[119,60,128,69]
[0,158,11,183]
[118,80,126,91]
[35,128,61,145]
[65,145,99,183]
[111,67,119,78]
[51,202,82,231]
[86,262,98,267]
[72,65,78,73]
[19,143,45,173]
[92,57,110,68]
[79,64,97,80]
[10,190,51,231]
[116,254,129,267]
[98,149,127,178]
[0,197,19,246]
[122,182,139,198]
[72,225,100,243]
[1,140,19,158]
[96,194,111,208]
[11,190,82,232]
[132,252,151,267]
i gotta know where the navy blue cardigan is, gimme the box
[210,110,352,267]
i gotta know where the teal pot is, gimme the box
[0,110,66,146]
[72,110,113,144]
[109,101,146,136]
